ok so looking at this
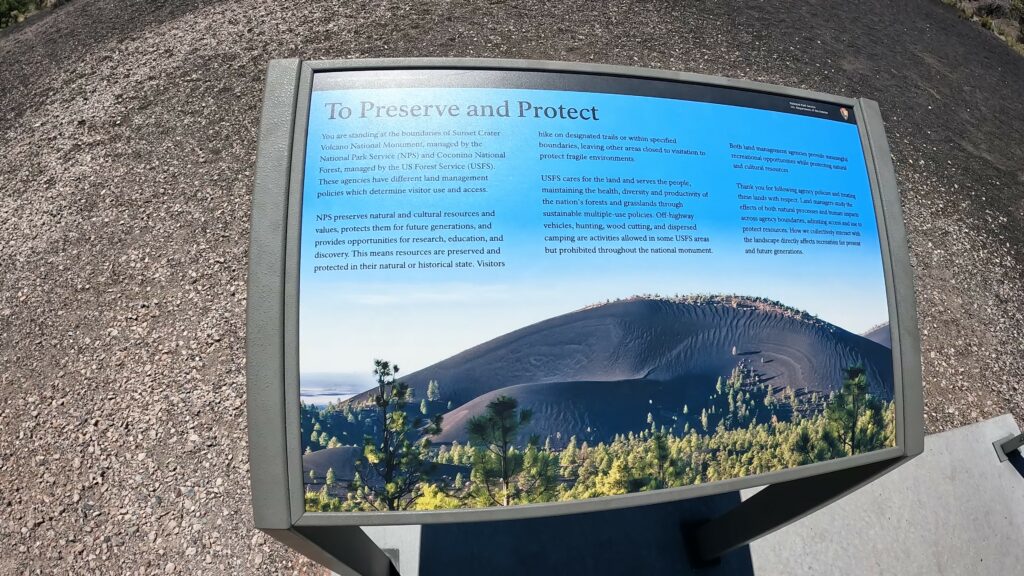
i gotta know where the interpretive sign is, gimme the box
[247,60,922,560]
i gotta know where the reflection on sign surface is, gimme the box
[297,72,895,513]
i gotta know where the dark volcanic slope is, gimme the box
[353,298,893,411]
[862,322,893,348]
[414,297,891,444]
[302,446,466,485]
[434,378,708,445]
[302,446,362,481]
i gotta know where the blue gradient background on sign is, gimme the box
[299,87,887,389]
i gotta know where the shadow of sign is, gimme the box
[418,492,753,576]
[1008,450,1024,480]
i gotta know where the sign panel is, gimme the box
[294,69,896,514]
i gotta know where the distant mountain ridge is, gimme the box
[861,321,892,348]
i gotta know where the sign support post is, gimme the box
[994,433,1024,462]
[688,456,907,562]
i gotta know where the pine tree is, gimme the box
[559,435,580,479]
[420,399,428,415]
[352,359,444,511]
[825,366,885,455]
[649,423,669,489]
[449,441,462,465]
[326,467,336,487]
[411,483,461,510]
[466,395,532,506]
[595,458,629,496]
[427,380,440,402]
[316,485,334,511]
[519,443,559,503]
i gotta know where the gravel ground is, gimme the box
[1,0,1022,574]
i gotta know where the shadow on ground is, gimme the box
[418,493,752,576]
[1008,450,1024,479]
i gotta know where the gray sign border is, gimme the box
[248,58,923,534]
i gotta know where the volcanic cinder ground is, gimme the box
[1,0,1022,574]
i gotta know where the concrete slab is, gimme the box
[361,526,421,576]
[746,413,1024,575]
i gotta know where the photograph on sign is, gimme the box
[297,71,895,513]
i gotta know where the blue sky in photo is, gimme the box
[298,87,889,387]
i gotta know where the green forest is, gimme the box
[302,359,895,512]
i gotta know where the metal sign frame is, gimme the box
[247,57,923,574]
